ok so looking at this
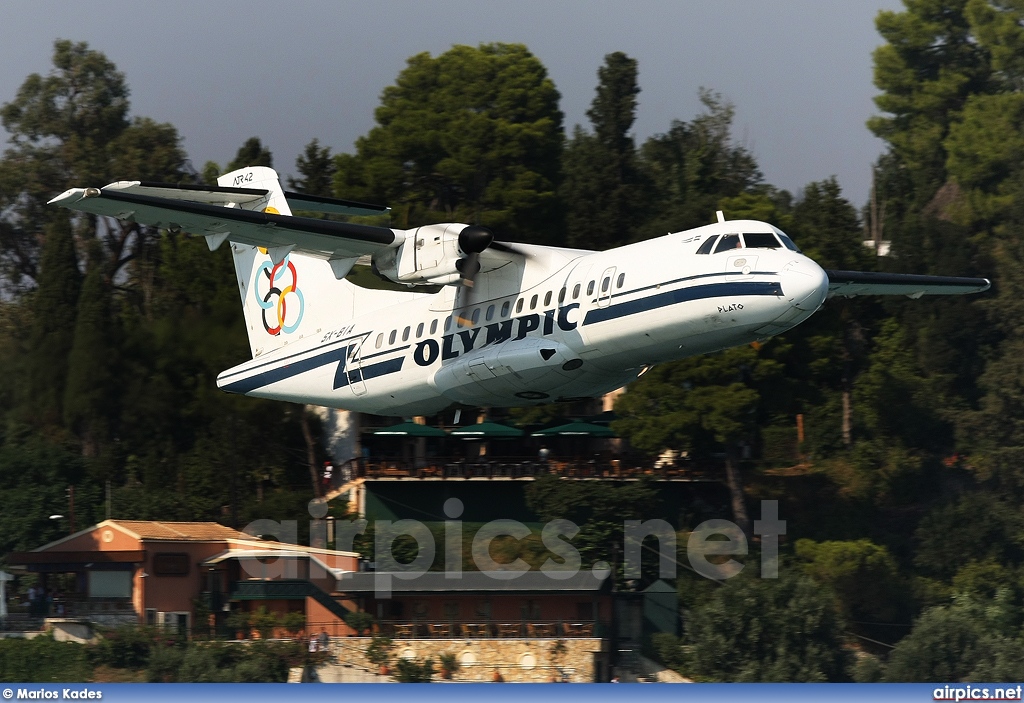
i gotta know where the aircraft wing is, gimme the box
[48,181,400,264]
[825,270,991,299]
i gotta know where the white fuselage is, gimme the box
[216,220,829,416]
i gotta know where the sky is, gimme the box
[1,0,904,211]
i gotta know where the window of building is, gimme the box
[153,553,190,577]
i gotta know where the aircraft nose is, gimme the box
[783,259,829,311]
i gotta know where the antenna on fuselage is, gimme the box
[716,210,726,223]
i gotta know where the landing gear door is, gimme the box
[597,267,616,308]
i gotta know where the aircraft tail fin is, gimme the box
[218,167,325,358]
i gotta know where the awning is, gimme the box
[450,421,523,438]
[372,421,448,437]
[532,421,617,437]
[6,550,145,565]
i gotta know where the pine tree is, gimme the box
[22,213,81,428]
[563,52,643,249]
[64,244,117,457]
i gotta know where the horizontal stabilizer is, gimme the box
[284,191,389,218]
[49,183,400,262]
[825,270,991,299]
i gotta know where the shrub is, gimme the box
[365,636,393,668]
[0,635,91,683]
[343,610,375,636]
[395,657,434,682]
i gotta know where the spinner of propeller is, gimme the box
[454,225,526,326]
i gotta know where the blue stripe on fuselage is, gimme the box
[583,280,783,326]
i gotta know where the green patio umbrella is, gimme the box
[372,421,448,437]
[531,421,617,437]
[450,421,524,438]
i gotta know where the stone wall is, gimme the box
[331,636,608,683]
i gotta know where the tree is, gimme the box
[562,52,643,249]
[613,344,787,535]
[0,40,187,290]
[63,246,118,458]
[287,138,335,196]
[795,538,906,623]
[682,571,849,681]
[868,0,992,205]
[21,213,81,428]
[635,89,762,238]
[227,137,272,171]
[333,43,563,243]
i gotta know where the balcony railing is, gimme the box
[370,619,606,639]
[331,457,714,484]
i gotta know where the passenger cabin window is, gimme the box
[516,299,524,314]
[430,319,438,334]
[587,281,595,296]
[696,236,719,255]
[530,294,538,310]
[375,333,383,349]
[743,232,781,249]
[501,301,510,317]
[416,322,424,338]
[713,234,741,253]
[601,277,610,292]
[389,330,397,344]
[617,273,625,288]
[573,284,581,299]
[486,305,495,321]
[444,316,452,332]
[558,287,566,303]
[471,308,480,325]
[402,326,410,342]
[544,291,552,306]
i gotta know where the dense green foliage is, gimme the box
[5,11,1024,680]
[0,635,92,683]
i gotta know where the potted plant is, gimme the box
[439,652,459,680]
[366,635,394,676]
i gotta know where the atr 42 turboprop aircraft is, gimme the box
[51,166,990,417]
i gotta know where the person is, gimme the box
[538,446,550,463]
[321,462,334,491]
[319,629,329,651]
[308,635,318,653]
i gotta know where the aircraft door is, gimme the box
[347,335,369,396]
[597,267,616,308]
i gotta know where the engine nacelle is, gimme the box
[372,223,466,286]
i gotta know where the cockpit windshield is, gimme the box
[693,229,802,254]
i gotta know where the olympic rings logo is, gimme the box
[254,254,305,336]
